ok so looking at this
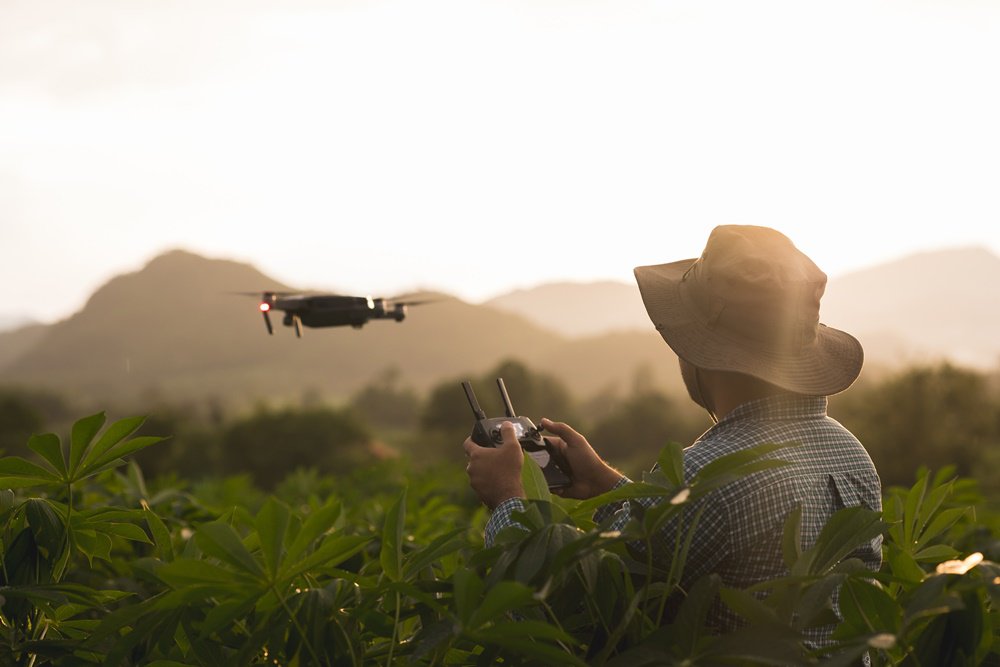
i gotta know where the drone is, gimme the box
[239,291,436,337]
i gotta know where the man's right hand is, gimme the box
[540,418,624,500]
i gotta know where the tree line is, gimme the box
[2,359,999,495]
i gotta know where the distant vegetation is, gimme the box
[3,358,1000,498]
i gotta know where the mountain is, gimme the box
[484,281,651,338]
[3,245,997,413]
[0,314,37,332]
[0,250,676,410]
[485,247,1000,370]
[820,247,1000,369]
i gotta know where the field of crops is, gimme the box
[2,412,999,666]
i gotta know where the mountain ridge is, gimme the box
[1,246,996,412]
[0,250,676,410]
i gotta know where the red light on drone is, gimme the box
[259,303,270,312]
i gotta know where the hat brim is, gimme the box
[634,259,864,396]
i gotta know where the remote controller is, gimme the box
[462,378,572,490]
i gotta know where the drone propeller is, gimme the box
[388,293,447,307]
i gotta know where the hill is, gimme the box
[820,247,1000,369]
[484,281,651,338]
[0,250,675,410]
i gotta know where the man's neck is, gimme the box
[702,370,786,421]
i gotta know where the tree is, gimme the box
[588,384,709,475]
[833,364,1000,487]
[350,366,421,430]
[220,405,373,488]
[0,391,44,456]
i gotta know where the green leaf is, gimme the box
[195,521,264,578]
[886,546,926,583]
[521,453,550,502]
[27,433,66,477]
[914,507,969,551]
[380,487,407,582]
[692,442,796,487]
[78,415,142,470]
[468,623,586,666]
[913,544,960,563]
[285,498,341,563]
[0,488,15,514]
[25,498,67,560]
[143,501,175,562]
[255,497,290,579]
[74,529,113,565]
[77,436,165,479]
[782,504,803,568]
[838,578,901,635]
[793,506,885,576]
[473,619,576,644]
[156,559,253,588]
[720,586,783,627]
[667,574,721,654]
[100,522,153,544]
[657,441,686,488]
[403,529,468,579]
[279,534,370,581]
[467,580,536,629]
[0,456,62,488]
[903,471,930,545]
[68,412,106,476]
[453,567,484,625]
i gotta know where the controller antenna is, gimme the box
[496,378,516,418]
[462,381,487,420]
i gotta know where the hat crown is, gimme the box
[632,224,863,395]
[681,225,827,352]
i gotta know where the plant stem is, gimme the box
[387,590,402,666]
[271,583,323,666]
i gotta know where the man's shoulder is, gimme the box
[683,412,870,480]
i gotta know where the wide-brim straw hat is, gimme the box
[633,225,863,396]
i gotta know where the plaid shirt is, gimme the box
[485,394,882,642]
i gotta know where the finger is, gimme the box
[462,438,478,456]
[540,419,584,447]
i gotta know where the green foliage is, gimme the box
[219,405,373,488]
[350,367,421,430]
[588,385,708,474]
[0,392,44,458]
[832,364,1000,488]
[5,411,1000,665]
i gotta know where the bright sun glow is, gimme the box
[1,0,999,324]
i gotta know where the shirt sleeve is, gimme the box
[592,475,633,524]
[484,497,528,547]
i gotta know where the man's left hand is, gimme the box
[463,421,525,510]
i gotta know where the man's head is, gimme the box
[634,225,863,396]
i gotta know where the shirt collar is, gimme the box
[715,393,828,427]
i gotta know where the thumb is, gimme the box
[499,422,524,455]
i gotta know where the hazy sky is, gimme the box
[2,0,999,325]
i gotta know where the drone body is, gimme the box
[254,291,429,337]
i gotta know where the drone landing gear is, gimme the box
[293,315,303,338]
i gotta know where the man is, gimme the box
[463,225,882,642]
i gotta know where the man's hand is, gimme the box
[540,418,624,500]
[463,421,525,510]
